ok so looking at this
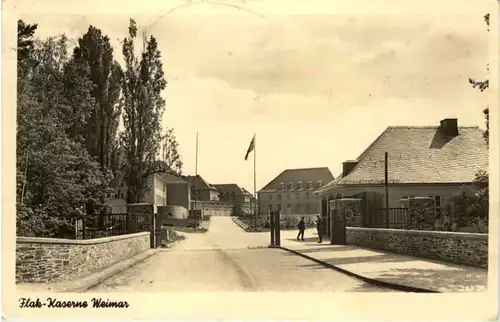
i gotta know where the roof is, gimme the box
[161,173,188,184]
[183,175,218,190]
[241,187,253,196]
[259,167,335,192]
[213,184,253,195]
[320,125,488,191]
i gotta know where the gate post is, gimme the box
[150,212,156,248]
[269,211,275,246]
[274,210,281,246]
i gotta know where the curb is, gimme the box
[278,246,439,293]
[52,249,158,293]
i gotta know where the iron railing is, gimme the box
[364,208,411,229]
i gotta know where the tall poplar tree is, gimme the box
[121,19,168,202]
[71,26,123,171]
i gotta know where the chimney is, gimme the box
[439,118,459,136]
[342,160,358,177]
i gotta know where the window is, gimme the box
[279,182,284,189]
[288,182,294,190]
[268,195,273,200]
[278,194,282,201]
[297,181,303,189]
[308,181,313,189]
[306,192,310,200]
[317,181,323,188]
[287,204,291,212]
[277,204,282,211]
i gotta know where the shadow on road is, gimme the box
[287,253,421,266]
[374,267,487,292]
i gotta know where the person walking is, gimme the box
[297,216,305,241]
[316,215,323,243]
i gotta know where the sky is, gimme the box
[17,0,492,194]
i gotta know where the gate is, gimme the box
[360,191,384,227]
[330,206,346,245]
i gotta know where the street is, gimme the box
[88,217,397,292]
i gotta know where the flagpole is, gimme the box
[195,132,199,176]
[254,133,257,230]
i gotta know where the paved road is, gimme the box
[89,217,397,292]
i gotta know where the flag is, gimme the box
[244,135,255,161]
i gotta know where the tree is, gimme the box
[469,13,490,146]
[448,12,492,233]
[71,26,123,171]
[160,128,183,176]
[16,26,112,237]
[121,19,168,203]
[17,20,38,73]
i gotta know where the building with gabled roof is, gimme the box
[257,167,334,215]
[317,118,488,222]
[213,183,255,215]
[183,175,220,201]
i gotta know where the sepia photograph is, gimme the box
[3,0,499,320]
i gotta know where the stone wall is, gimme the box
[346,227,488,268]
[330,198,363,227]
[16,232,150,284]
[400,197,436,230]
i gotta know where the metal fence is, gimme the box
[364,208,411,229]
[78,213,155,240]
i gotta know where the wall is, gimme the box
[16,232,150,284]
[320,183,476,208]
[191,201,232,216]
[400,197,435,230]
[163,205,188,219]
[167,183,190,209]
[346,227,488,268]
[330,198,363,227]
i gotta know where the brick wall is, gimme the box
[16,232,150,284]
[346,227,488,268]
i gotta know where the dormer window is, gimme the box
[297,181,303,189]
[308,181,313,189]
[279,182,284,189]
[317,181,323,188]
[288,182,294,190]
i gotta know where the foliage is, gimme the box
[452,12,491,234]
[16,21,112,237]
[160,128,183,176]
[71,26,123,171]
[16,18,183,236]
[121,19,168,203]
